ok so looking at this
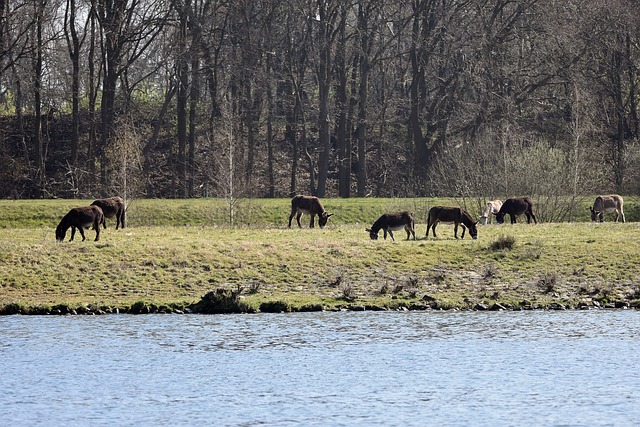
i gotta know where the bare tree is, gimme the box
[94,0,169,195]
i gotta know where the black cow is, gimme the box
[495,197,537,224]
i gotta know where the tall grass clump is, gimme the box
[490,235,516,251]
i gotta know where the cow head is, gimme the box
[469,221,479,239]
[319,212,333,228]
[365,228,379,240]
[55,225,66,242]
[495,212,506,224]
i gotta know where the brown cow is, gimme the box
[288,195,333,228]
[426,206,478,239]
[366,212,416,241]
[91,196,126,229]
[590,195,625,222]
[56,205,104,242]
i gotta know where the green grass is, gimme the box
[1,198,639,314]
[1,196,638,229]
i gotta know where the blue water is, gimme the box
[1,311,639,426]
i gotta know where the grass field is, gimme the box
[1,198,639,314]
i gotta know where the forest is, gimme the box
[0,0,638,201]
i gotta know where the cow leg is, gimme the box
[388,229,395,241]
[460,224,467,239]
[620,210,625,223]
[614,211,619,222]
[69,227,76,242]
[288,211,295,227]
[405,225,414,240]
[309,214,315,228]
[431,223,438,238]
[510,214,517,224]
[599,212,604,222]
[296,212,303,228]
[78,227,86,241]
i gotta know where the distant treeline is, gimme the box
[0,1,638,200]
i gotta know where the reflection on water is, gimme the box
[1,311,639,426]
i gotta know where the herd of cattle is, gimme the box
[288,194,626,242]
[55,196,126,242]
[55,194,625,242]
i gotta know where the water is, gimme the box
[1,311,639,426]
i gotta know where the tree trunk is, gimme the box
[286,79,299,196]
[315,2,334,198]
[88,6,98,189]
[33,1,45,197]
[64,0,81,166]
[266,56,275,198]
[176,12,189,198]
[188,58,199,197]
[335,6,349,198]
[356,4,371,197]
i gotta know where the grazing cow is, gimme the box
[91,196,126,229]
[56,205,104,242]
[288,195,333,228]
[426,206,478,239]
[590,195,625,222]
[495,197,537,224]
[366,212,416,241]
[480,200,502,225]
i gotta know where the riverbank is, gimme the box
[2,216,639,314]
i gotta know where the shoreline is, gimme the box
[2,293,638,315]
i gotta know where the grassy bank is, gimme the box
[1,199,639,314]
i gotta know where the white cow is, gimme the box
[480,200,503,225]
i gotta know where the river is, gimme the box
[1,310,639,426]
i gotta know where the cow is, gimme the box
[495,197,537,224]
[91,196,126,229]
[590,195,625,222]
[426,206,478,239]
[366,211,416,241]
[288,195,333,228]
[480,200,503,225]
[55,205,104,242]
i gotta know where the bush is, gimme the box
[490,235,516,251]
[259,300,292,313]
[189,288,255,314]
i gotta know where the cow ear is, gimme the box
[327,213,333,218]
[365,228,371,232]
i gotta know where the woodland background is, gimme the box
[0,0,639,202]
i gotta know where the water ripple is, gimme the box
[1,310,639,426]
